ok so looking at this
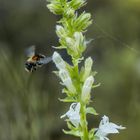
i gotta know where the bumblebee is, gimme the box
[25,46,52,72]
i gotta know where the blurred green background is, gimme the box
[0,0,140,140]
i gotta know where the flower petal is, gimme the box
[95,115,125,139]
[61,103,81,127]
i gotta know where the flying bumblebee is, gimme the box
[25,46,52,72]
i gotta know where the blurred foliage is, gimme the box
[0,0,140,140]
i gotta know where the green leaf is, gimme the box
[61,88,76,97]
[92,83,101,89]
[59,96,76,102]
[89,128,95,140]
[86,107,98,115]
[52,45,67,49]
[63,129,82,137]
[67,121,75,130]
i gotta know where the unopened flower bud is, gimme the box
[81,76,94,103]
[75,12,92,30]
[66,37,79,55]
[52,52,65,70]
[82,57,93,80]
[65,8,75,17]
[69,0,86,10]
[66,37,74,47]
[59,70,76,93]
[74,32,86,52]
[47,3,63,15]
[74,32,83,42]
[56,25,66,38]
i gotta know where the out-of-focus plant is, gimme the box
[0,47,52,140]
[47,0,125,140]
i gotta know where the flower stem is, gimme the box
[73,59,89,140]
[80,103,89,140]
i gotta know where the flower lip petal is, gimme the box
[95,115,126,139]
[60,103,81,127]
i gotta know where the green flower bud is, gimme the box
[47,3,63,15]
[69,0,86,10]
[64,8,75,18]
[74,12,92,31]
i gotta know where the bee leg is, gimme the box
[33,65,37,71]
[37,62,43,67]
[30,67,34,72]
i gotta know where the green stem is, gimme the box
[73,58,89,140]
[80,103,89,140]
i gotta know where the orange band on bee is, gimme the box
[32,55,40,61]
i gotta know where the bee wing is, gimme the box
[26,45,35,57]
[39,56,52,64]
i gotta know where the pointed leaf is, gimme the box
[59,97,76,102]
[89,128,95,140]
[86,107,98,115]
[92,83,101,89]
[63,129,82,137]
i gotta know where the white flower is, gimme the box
[95,115,126,140]
[52,52,66,70]
[59,69,76,93]
[61,103,81,127]
[81,76,94,103]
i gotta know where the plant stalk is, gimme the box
[80,103,88,140]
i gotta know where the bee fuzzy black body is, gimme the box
[25,46,52,72]
[25,61,37,72]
